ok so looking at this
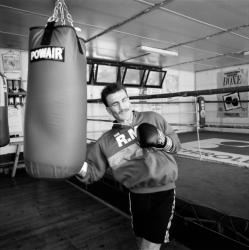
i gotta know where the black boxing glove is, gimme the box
[137,123,166,148]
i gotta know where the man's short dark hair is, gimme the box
[101,83,128,107]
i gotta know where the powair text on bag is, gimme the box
[30,46,65,62]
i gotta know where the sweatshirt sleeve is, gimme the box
[163,122,181,153]
[155,112,181,154]
[79,141,108,184]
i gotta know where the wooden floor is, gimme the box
[0,171,137,250]
[0,171,190,250]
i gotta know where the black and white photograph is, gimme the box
[0,1,248,250]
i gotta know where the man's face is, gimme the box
[106,89,132,123]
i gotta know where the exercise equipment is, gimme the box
[0,72,10,147]
[197,96,205,128]
[24,0,87,179]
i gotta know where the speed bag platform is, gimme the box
[0,74,10,147]
[24,24,87,179]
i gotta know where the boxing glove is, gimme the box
[137,123,166,148]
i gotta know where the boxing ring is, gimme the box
[83,86,249,249]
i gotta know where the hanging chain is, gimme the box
[47,0,74,26]
[63,1,74,26]
[59,1,65,25]
[47,0,60,23]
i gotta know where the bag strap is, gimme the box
[41,21,56,46]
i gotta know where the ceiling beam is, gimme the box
[86,0,174,43]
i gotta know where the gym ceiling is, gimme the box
[0,0,249,72]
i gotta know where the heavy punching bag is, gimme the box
[24,0,87,179]
[0,72,10,147]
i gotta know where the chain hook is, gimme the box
[47,0,74,27]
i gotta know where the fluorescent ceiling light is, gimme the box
[140,45,178,56]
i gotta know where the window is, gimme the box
[122,68,144,86]
[95,65,117,84]
[86,64,90,82]
[86,58,165,88]
[87,64,94,84]
[145,70,166,88]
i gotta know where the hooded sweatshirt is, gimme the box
[83,110,181,194]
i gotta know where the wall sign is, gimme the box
[2,52,21,72]
[217,69,248,118]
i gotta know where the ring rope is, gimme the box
[87,118,249,129]
[87,86,249,103]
